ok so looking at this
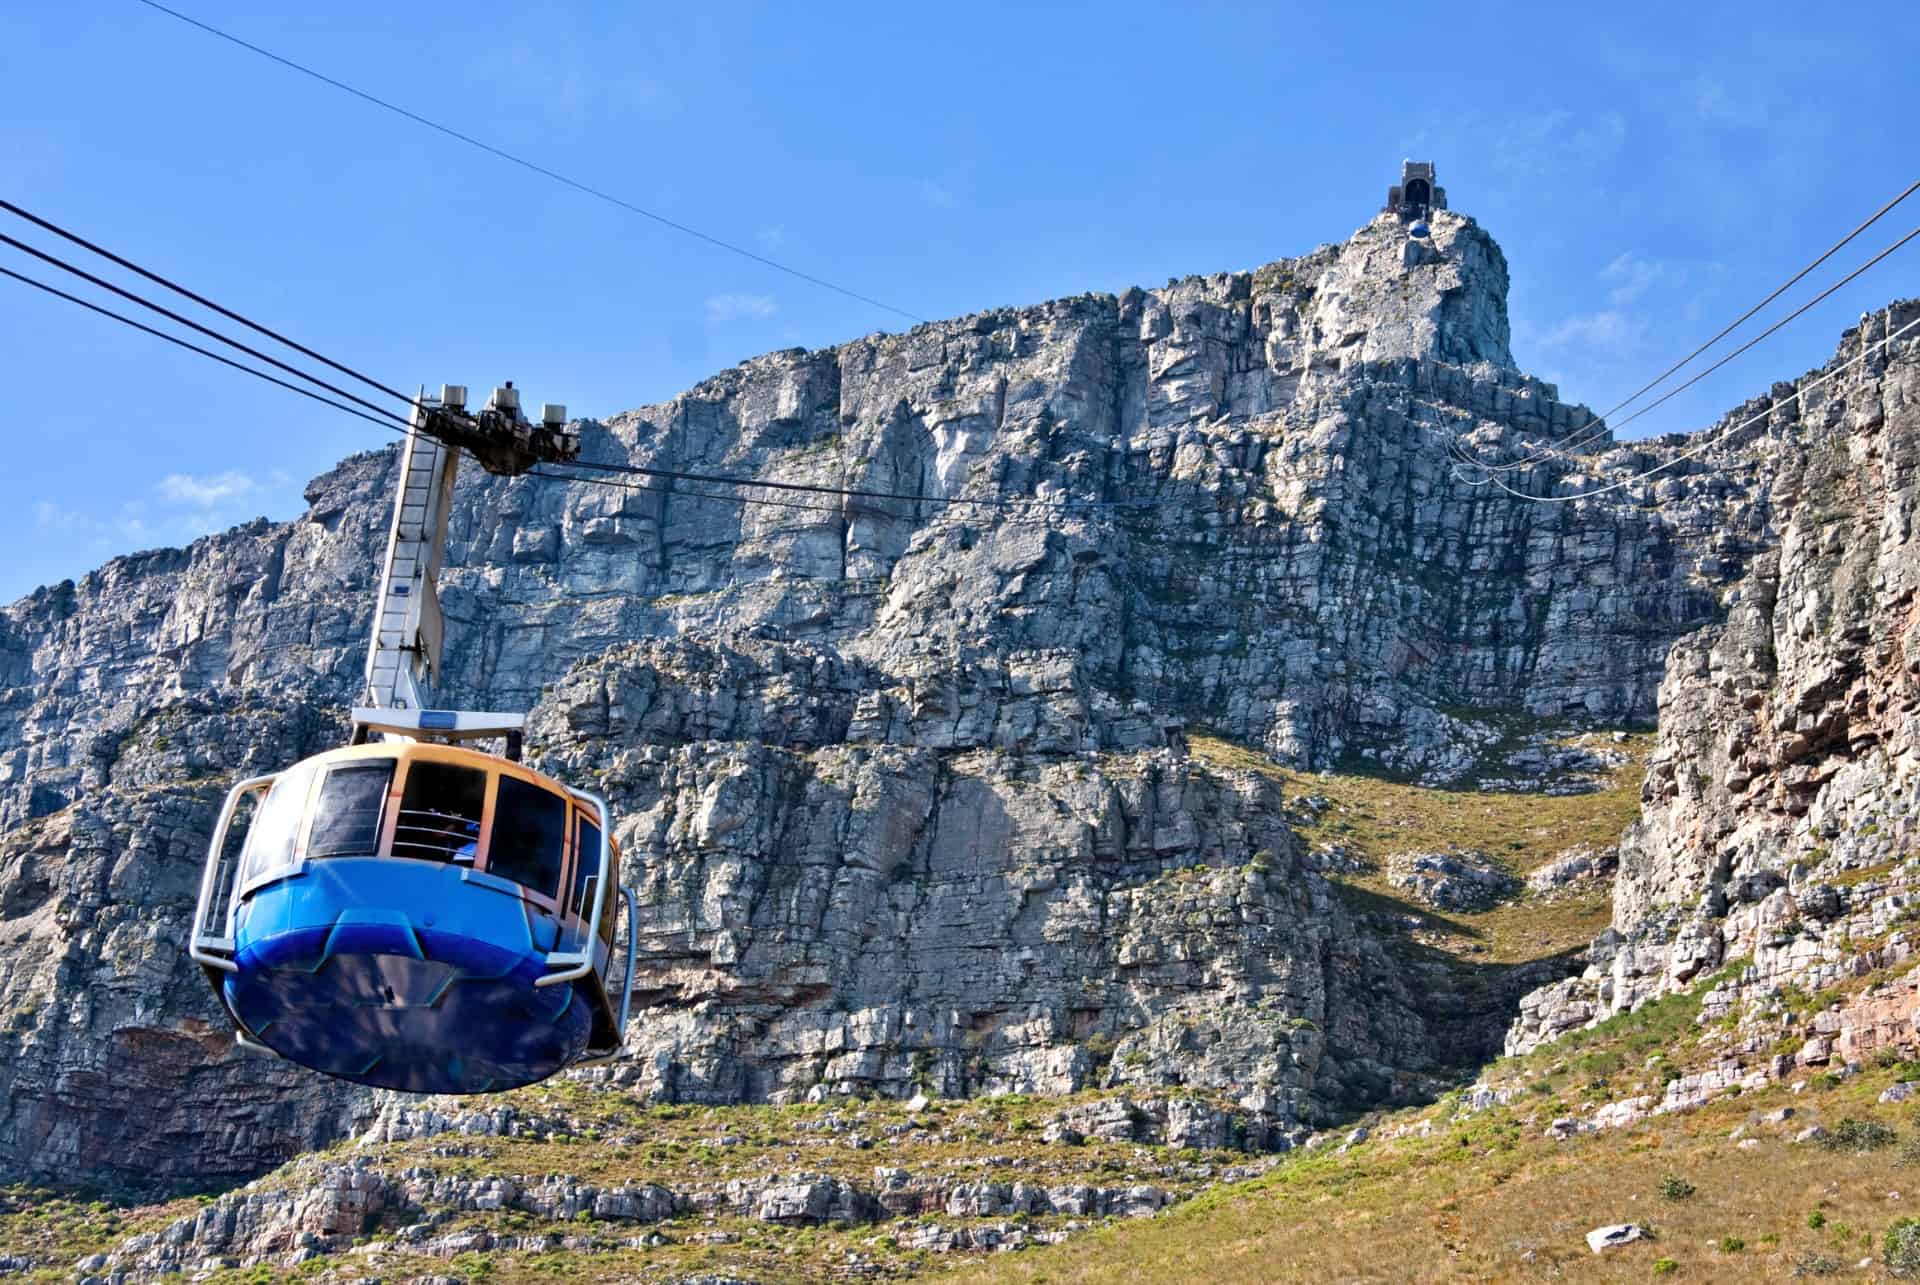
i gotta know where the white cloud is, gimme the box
[1601,252,1681,307]
[758,223,786,250]
[1490,110,1626,176]
[32,467,295,559]
[158,469,260,507]
[704,293,778,324]
[33,499,152,550]
[1535,309,1644,354]
[916,179,956,210]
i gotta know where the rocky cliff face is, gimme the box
[0,203,1813,1190]
[1508,303,1920,1055]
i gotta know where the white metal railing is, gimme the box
[391,807,481,862]
[543,788,638,1066]
[574,886,639,1067]
[536,789,613,988]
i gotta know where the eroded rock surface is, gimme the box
[1385,850,1518,911]
[1509,303,1920,1056]
[0,198,1874,1188]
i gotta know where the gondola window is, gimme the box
[307,762,394,858]
[394,761,486,863]
[489,776,568,898]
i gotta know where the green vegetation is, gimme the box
[1521,961,1744,1078]
[1793,1249,1843,1275]
[945,1061,1920,1284]
[31,726,1911,1283]
[1658,1173,1695,1201]
[1823,1117,1899,1153]
[0,1185,200,1279]
[1889,1217,1920,1277]
[22,953,1920,1284]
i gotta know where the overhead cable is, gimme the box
[128,0,926,326]
[0,198,414,405]
[563,457,1143,512]
[0,242,1121,515]
[0,262,998,521]
[1453,176,1920,474]
[0,265,416,436]
[1599,223,1919,433]
[0,230,418,429]
[531,469,860,517]
[537,467,1137,524]
[1465,310,1920,505]
[1593,178,1920,428]
[1454,220,1920,485]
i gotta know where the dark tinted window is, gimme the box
[394,761,486,863]
[570,814,600,920]
[307,761,394,858]
[489,776,567,898]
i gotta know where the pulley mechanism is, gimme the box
[424,381,577,478]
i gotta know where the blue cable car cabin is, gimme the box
[191,742,636,1095]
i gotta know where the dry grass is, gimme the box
[3,1086,1262,1285]
[12,733,1782,1284]
[1188,733,1648,964]
[951,1073,1918,1284]
[35,992,1904,1285]
[1187,732,1648,873]
[950,959,1920,1283]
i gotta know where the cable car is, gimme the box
[192,742,632,1093]
[188,383,636,1093]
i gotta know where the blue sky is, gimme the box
[3,0,1916,602]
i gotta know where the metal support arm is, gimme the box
[363,391,458,716]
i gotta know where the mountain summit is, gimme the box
[0,169,1909,1209]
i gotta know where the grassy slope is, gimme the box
[0,1086,1268,1284]
[950,1081,1917,1282]
[1189,733,1648,965]
[20,979,1915,1283]
[11,733,1762,1284]
[953,994,1920,1284]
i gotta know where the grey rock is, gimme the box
[1509,302,1920,1056]
[1386,850,1518,911]
[0,184,1910,1190]
[1526,845,1618,893]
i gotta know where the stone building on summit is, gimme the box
[1385,160,1447,218]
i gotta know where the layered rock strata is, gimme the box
[0,203,1834,1188]
[1509,303,1920,1055]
